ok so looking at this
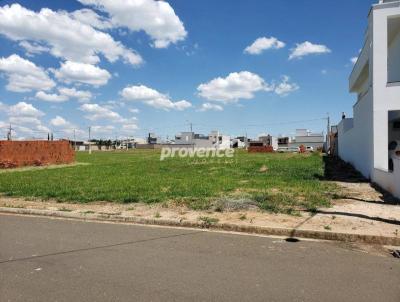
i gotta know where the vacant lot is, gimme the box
[0,150,337,214]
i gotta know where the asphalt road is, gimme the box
[0,214,399,302]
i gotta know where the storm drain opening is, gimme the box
[285,237,300,243]
[392,250,400,258]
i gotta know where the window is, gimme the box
[387,16,400,83]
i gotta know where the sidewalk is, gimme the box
[1,180,399,245]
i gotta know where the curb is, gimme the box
[1,207,399,246]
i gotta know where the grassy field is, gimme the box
[0,150,337,214]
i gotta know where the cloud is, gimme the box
[121,84,192,110]
[350,57,358,64]
[0,54,55,92]
[78,0,187,48]
[289,41,331,60]
[0,4,142,66]
[128,108,140,114]
[50,115,70,127]
[6,102,49,137]
[198,103,223,112]
[79,103,124,122]
[8,101,44,117]
[53,61,111,87]
[49,115,83,138]
[70,8,113,30]
[58,87,92,102]
[90,125,115,136]
[273,75,299,96]
[121,123,138,131]
[197,71,299,105]
[19,41,50,56]
[35,91,69,102]
[244,36,285,55]
[197,71,271,102]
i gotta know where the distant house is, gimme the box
[209,131,231,149]
[232,136,249,148]
[147,133,160,144]
[337,0,400,198]
[277,136,292,148]
[258,135,278,150]
[174,131,231,149]
[291,129,325,150]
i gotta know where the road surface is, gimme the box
[0,214,399,302]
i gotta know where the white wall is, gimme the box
[372,7,400,172]
[338,91,374,178]
[373,158,400,198]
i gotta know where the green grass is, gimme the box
[0,150,337,213]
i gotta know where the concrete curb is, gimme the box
[1,207,399,245]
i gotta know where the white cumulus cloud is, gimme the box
[50,115,70,127]
[350,57,358,65]
[244,36,285,55]
[121,84,192,111]
[79,103,124,122]
[19,41,50,57]
[273,75,299,96]
[58,87,92,102]
[197,71,271,103]
[53,61,111,87]
[35,91,69,102]
[70,8,113,30]
[0,54,55,92]
[198,103,224,112]
[289,41,331,60]
[6,102,49,137]
[0,4,142,66]
[8,101,44,117]
[197,71,299,105]
[78,0,187,48]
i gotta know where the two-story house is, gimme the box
[338,0,400,198]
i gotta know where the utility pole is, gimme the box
[326,113,331,154]
[88,126,92,154]
[73,129,76,151]
[7,124,13,141]
[186,120,193,133]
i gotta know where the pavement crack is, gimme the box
[0,230,202,265]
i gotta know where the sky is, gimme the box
[0,0,376,140]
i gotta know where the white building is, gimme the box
[291,129,325,150]
[209,131,231,149]
[338,0,400,198]
[174,131,231,149]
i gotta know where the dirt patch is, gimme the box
[1,185,399,241]
[0,140,74,168]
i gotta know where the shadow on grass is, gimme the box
[317,156,367,183]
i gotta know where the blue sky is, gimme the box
[0,0,375,140]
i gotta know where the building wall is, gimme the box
[338,90,374,178]
[373,158,400,198]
